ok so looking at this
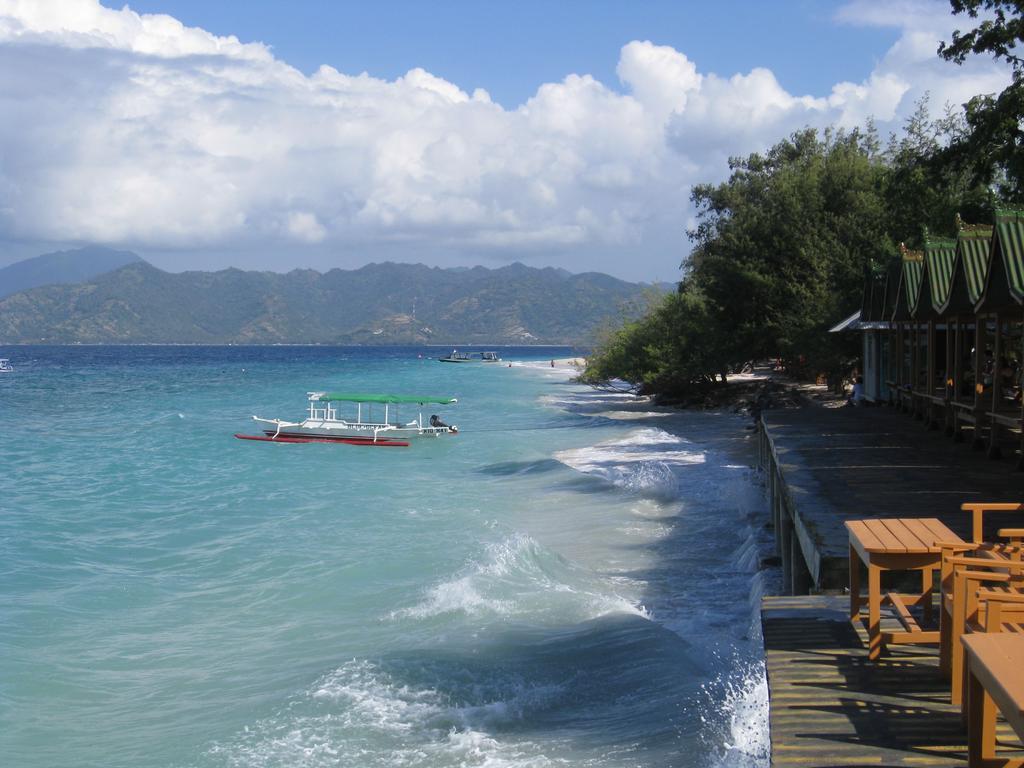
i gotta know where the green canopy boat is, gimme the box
[236,392,458,447]
[438,350,502,363]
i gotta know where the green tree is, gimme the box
[687,127,890,382]
[580,285,733,397]
[583,2,1020,400]
[584,108,992,399]
[939,0,1024,198]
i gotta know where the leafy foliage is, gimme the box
[584,107,995,398]
[938,0,1024,198]
[580,287,729,394]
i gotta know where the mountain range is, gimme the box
[0,250,661,344]
[0,246,142,299]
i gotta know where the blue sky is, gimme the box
[0,1,1011,281]
[116,0,901,109]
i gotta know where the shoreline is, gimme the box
[518,356,586,368]
[525,363,777,764]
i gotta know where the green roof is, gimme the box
[959,227,993,305]
[882,261,901,319]
[902,251,924,315]
[992,208,1024,303]
[923,236,957,311]
[316,393,457,405]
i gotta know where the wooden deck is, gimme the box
[763,595,1024,768]
[759,406,1024,591]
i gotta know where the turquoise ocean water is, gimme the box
[0,346,772,768]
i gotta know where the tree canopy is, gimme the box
[582,106,995,398]
[582,1,1021,400]
[938,0,1024,198]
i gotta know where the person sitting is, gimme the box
[429,414,449,429]
[847,376,865,406]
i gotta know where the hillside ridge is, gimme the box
[0,246,143,298]
[0,259,660,344]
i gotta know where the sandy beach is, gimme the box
[540,357,587,368]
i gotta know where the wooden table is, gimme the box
[847,518,966,660]
[962,633,1024,768]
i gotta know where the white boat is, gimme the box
[438,350,502,363]
[0,359,12,373]
[236,392,458,447]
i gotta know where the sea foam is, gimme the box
[391,533,648,623]
[539,384,774,768]
[207,659,560,768]
[554,427,704,501]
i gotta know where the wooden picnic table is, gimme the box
[847,518,967,660]
[962,633,1024,768]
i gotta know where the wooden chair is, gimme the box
[960,591,1024,761]
[939,504,1024,620]
[962,504,1024,546]
[977,590,1024,634]
[938,503,1024,703]
[944,554,1024,706]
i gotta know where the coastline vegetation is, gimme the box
[582,0,1024,402]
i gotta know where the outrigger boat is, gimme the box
[235,392,458,447]
[438,350,502,363]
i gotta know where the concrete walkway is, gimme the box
[759,405,1023,591]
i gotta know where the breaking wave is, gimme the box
[392,533,648,623]
[204,659,561,768]
[554,427,704,501]
[546,407,774,768]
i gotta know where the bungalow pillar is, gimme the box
[944,318,955,434]
[927,319,937,428]
[973,319,986,450]
[917,325,925,421]
[989,313,1003,459]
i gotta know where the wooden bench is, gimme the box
[892,384,915,413]
[938,504,1024,705]
[944,551,1024,706]
[847,518,966,660]
[988,409,1024,464]
[953,400,981,444]
[918,391,949,430]
[962,633,1024,767]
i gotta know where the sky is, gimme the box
[0,0,1013,282]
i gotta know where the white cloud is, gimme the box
[285,211,326,243]
[0,0,1013,280]
[0,0,271,59]
[617,40,701,119]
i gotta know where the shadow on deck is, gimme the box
[763,595,1024,768]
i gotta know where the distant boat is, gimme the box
[438,350,502,363]
[0,359,12,373]
[235,392,458,447]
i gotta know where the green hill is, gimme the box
[0,260,659,344]
[0,246,143,298]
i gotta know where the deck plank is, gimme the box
[763,595,1024,768]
